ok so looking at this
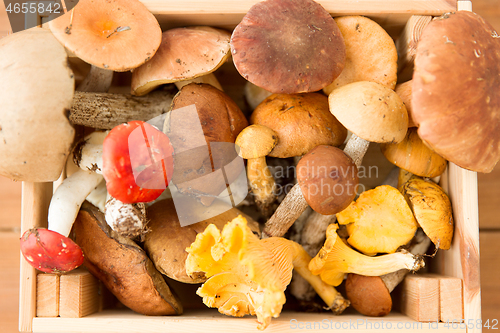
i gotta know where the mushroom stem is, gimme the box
[174,73,223,91]
[69,89,175,130]
[247,156,276,216]
[86,180,108,212]
[343,133,371,169]
[105,196,147,239]
[77,66,113,92]
[48,169,104,237]
[263,183,309,238]
[73,131,108,173]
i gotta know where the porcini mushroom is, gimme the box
[309,224,425,287]
[412,11,500,172]
[402,178,454,250]
[0,28,74,182]
[49,0,162,72]
[132,26,231,96]
[323,16,398,95]
[231,0,345,94]
[336,185,419,255]
[263,145,358,237]
[236,124,279,216]
[381,127,448,178]
[186,216,349,330]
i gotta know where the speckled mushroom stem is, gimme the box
[69,89,175,130]
[247,156,277,216]
[77,66,113,92]
[105,196,148,240]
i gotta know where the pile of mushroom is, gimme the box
[3,0,500,329]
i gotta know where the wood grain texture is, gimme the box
[477,166,500,229]
[0,232,21,333]
[439,276,464,322]
[479,232,500,322]
[401,275,440,322]
[59,269,100,318]
[36,274,60,317]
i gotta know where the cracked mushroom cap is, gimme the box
[250,93,347,158]
[0,28,74,182]
[297,145,358,215]
[49,0,162,72]
[231,0,345,94]
[329,81,408,144]
[323,16,398,95]
[132,26,231,96]
[412,11,500,173]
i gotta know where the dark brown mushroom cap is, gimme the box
[231,0,345,94]
[297,145,358,215]
[345,273,392,317]
[412,11,500,173]
[250,93,347,158]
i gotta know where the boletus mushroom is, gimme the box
[132,26,231,96]
[73,202,183,316]
[412,11,500,172]
[0,28,74,182]
[231,0,345,94]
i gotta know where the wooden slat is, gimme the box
[59,270,100,318]
[36,274,60,317]
[439,277,464,322]
[0,232,21,333]
[477,165,500,229]
[33,310,467,333]
[479,232,500,322]
[439,163,482,333]
[401,275,440,322]
[19,182,53,333]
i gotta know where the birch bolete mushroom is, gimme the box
[236,125,278,216]
[0,28,74,182]
[132,26,231,96]
[144,199,260,284]
[336,185,418,255]
[263,145,357,237]
[381,127,447,178]
[323,16,398,95]
[186,216,349,330]
[231,0,345,94]
[309,224,425,287]
[412,11,500,172]
[49,0,161,72]
[402,178,454,250]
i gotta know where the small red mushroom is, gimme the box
[102,121,175,204]
[20,228,84,273]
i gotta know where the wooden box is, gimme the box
[19,1,482,332]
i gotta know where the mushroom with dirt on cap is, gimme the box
[132,26,232,96]
[231,0,345,94]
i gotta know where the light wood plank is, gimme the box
[33,309,466,333]
[439,164,482,333]
[479,232,500,322]
[439,277,464,322]
[0,232,21,333]
[19,182,53,333]
[0,176,22,230]
[59,269,100,318]
[477,165,500,229]
[36,274,60,317]
[401,275,440,322]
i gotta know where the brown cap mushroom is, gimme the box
[345,274,392,317]
[231,0,345,94]
[412,11,500,173]
[144,199,260,284]
[49,0,162,72]
[381,127,448,178]
[395,80,417,128]
[251,93,347,158]
[0,28,74,182]
[323,16,398,95]
[132,26,231,96]
[263,145,358,237]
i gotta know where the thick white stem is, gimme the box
[48,169,104,237]
[86,180,108,212]
[77,66,113,92]
[74,131,108,173]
